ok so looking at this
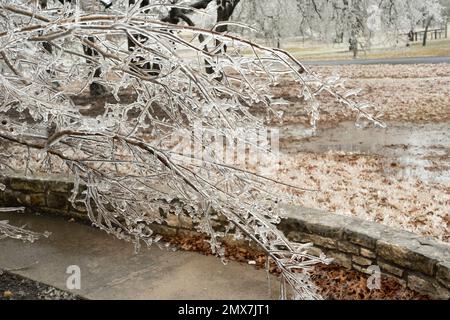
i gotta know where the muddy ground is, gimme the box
[268,63,450,126]
[271,64,449,242]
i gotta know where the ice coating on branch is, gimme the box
[0,1,383,300]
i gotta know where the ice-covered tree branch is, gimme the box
[0,1,385,299]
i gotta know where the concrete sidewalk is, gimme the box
[0,212,278,300]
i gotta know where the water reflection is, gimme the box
[279,122,450,184]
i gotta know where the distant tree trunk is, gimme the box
[352,38,358,58]
[215,0,241,47]
[349,32,358,59]
[423,16,433,46]
[445,19,448,38]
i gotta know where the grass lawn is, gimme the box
[287,37,450,61]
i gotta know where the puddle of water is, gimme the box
[278,122,450,184]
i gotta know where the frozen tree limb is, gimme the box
[0,1,385,299]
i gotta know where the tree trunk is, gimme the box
[423,16,433,47]
[349,33,358,59]
[352,38,358,59]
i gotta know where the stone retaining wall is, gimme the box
[0,173,449,299]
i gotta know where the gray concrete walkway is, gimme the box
[0,212,278,300]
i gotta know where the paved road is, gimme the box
[304,56,450,66]
[0,212,279,300]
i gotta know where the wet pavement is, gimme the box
[0,212,278,300]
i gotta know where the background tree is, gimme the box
[234,0,444,52]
